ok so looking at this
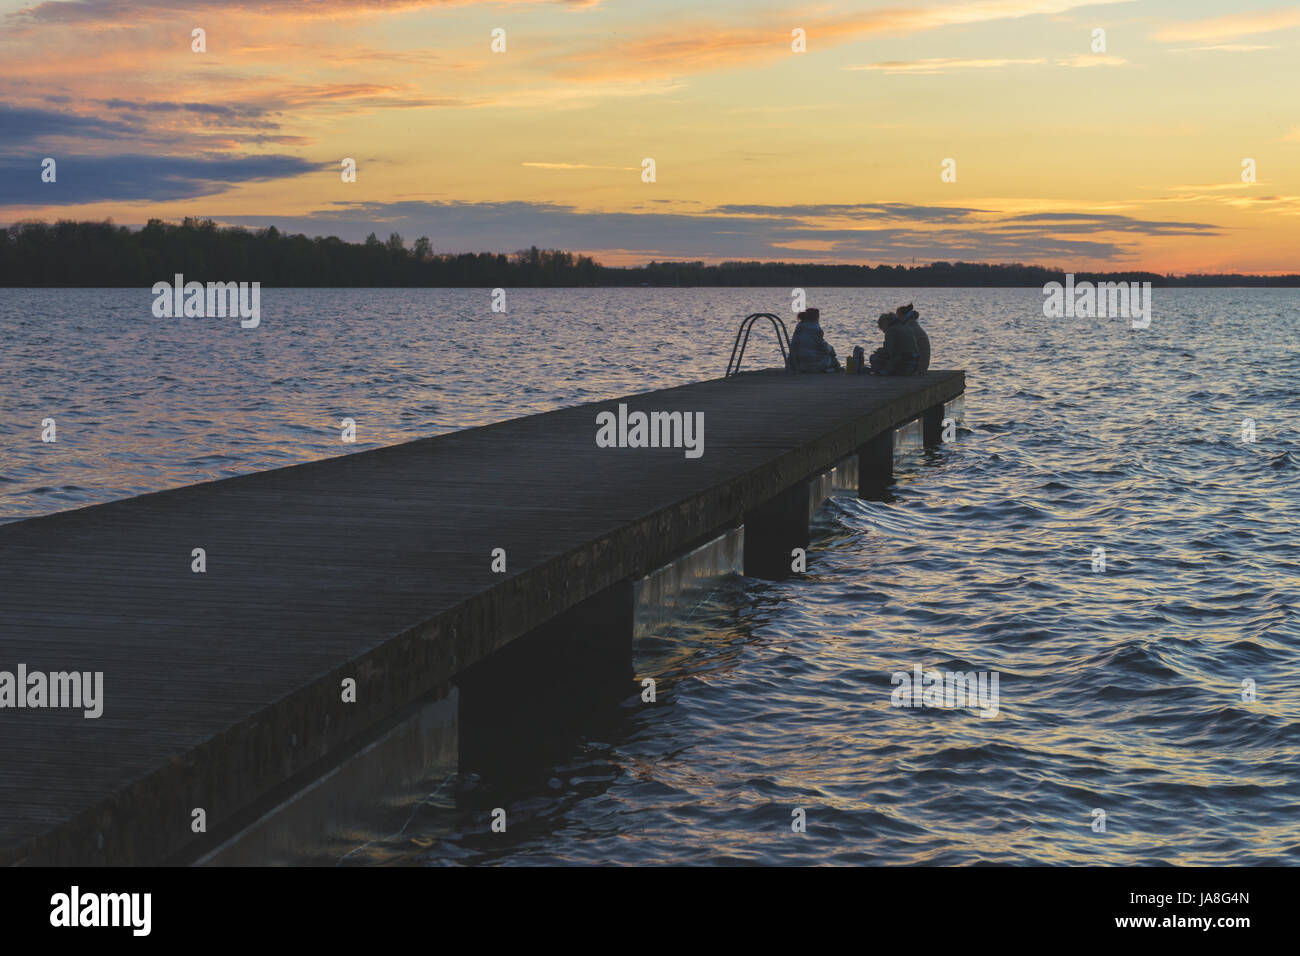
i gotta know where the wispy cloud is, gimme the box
[1152,182,1259,192]
[852,53,1124,74]
[10,0,597,26]
[522,162,638,170]
[272,83,472,112]
[714,202,988,222]
[1000,212,1219,236]
[1056,54,1126,67]
[0,105,141,144]
[210,198,1220,264]
[849,57,1047,74]
[1,82,476,156]
[555,0,1137,81]
[97,98,273,120]
[1154,8,1300,43]
[0,153,322,205]
[1147,190,1300,215]
[1168,43,1275,52]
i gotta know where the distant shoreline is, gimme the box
[3,218,1299,287]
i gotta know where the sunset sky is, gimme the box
[2,0,1298,271]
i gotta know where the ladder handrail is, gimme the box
[726,312,794,377]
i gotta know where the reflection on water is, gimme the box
[944,394,966,427]
[808,455,859,517]
[199,692,459,867]
[633,529,743,642]
[894,417,924,456]
[3,287,1298,864]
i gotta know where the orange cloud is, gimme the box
[11,0,598,26]
[555,0,1137,81]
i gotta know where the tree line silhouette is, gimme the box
[3,218,1297,287]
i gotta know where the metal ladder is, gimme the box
[725,312,794,377]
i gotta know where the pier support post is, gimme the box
[456,579,635,771]
[743,479,811,580]
[857,430,893,497]
[923,402,945,447]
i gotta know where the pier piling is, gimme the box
[743,479,813,580]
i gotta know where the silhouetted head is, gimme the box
[798,308,820,323]
[896,302,913,317]
[878,312,893,330]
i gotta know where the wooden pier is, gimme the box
[0,369,964,865]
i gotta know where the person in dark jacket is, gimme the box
[895,303,930,372]
[789,308,840,372]
[868,311,919,375]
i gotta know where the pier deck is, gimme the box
[0,369,964,864]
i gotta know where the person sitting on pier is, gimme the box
[868,311,920,375]
[895,303,930,373]
[789,307,841,372]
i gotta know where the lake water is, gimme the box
[1,287,1297,864]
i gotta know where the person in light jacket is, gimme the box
[789,308,840,372]
[895,303,930,372]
